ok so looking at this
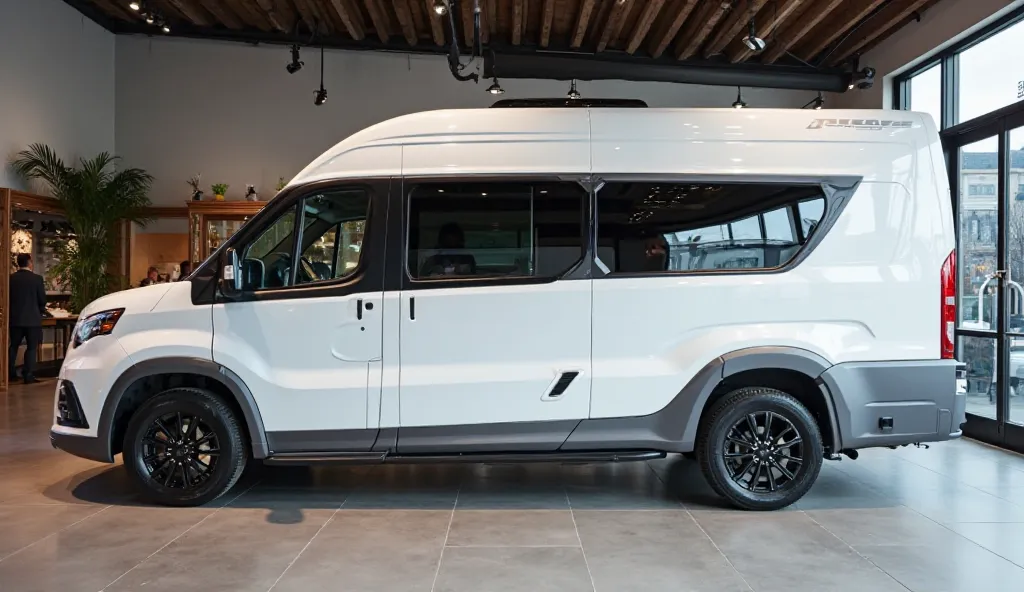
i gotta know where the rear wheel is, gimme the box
[696,387,823,511]
[123,388,247,506]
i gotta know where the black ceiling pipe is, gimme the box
[485,52,851,93]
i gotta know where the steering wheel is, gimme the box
[266,252,293,287]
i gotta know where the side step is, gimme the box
[263,449,665,466]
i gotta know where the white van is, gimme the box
[50,106,967,510]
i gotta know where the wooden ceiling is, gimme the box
[67,0,941,79]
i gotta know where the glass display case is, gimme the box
[186,200,267,264]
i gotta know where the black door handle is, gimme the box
[357,298,363,320]
[409,297,415,320]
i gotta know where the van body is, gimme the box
[50,107,967,510]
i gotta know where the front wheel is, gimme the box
[123,387,247,506]
[696,387,823,511]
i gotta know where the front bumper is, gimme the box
[50,429,113,463]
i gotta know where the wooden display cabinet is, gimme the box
[186,200,267,264]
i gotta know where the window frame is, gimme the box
[893,5,1024,130]
[400,175,592,291]
[293,190,371,287]
[590,175,859,278]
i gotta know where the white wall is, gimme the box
[832,0,1024,109]
[0,0,115,190]
[115,36,812,206]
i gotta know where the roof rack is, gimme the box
[490,98,648,108]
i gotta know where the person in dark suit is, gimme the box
[8,253,47,384]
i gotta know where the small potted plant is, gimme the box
[211,183,229,201]
[244,184,259,201]
[187,174,203,201]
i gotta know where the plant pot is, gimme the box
[192,190,203,201]
[214,194,225,201]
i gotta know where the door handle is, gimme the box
[409,297,415,320]
[357,298,363,320]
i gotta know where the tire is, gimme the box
[696,387,823,511]
[122,387,247,506]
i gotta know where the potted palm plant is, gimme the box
[12,144,153,312]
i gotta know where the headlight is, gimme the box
[73,309,124,347]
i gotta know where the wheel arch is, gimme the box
[684,347,843,453]
[97,357,269,462]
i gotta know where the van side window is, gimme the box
[295,190,370,285]
[596,182,826,273]
[241,208,298,290]
[407,182,585,280]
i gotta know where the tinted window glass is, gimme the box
[407,182,585,280]
[295,189,369,285]
[596,182,826,273]
[241,208,297,289]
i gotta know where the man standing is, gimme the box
[8,253,47,384]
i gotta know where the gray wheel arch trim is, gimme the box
[96,357,269,462]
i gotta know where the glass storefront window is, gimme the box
[959,137,1001,330]
[909,64,942,128]
[958,18,1024,123]
[961,336,997,419]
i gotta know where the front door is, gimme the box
[396,179,592,452]
[212,180,389,452]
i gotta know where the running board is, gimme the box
[262,450,665,466]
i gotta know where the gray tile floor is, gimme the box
[3,380,1024,591]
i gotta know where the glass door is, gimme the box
[946,109,1024,451]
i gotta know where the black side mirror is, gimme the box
[221,247,243,296]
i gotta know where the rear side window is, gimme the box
[407,182,586,280]
[596,182,826,273]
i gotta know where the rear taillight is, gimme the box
[941,249,956,359]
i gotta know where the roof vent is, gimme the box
[490,98,647,108]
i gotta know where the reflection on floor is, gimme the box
[4,380,1024,591]
[965,390,1024,421]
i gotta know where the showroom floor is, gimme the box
[3,381,1024,591]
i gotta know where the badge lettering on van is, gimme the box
[807,118,914,130]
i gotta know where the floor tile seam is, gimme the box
[98,479,262,591]
[886,450,1024,495]
[429,483,461,592]
[897,505,1024,571]
[265,497,349,592]
[641,460,688,510]
[682,509,755,592]
[566,488,598,592]
[444,544,583,548]
[0,504,112,563]
[801,510,913,591]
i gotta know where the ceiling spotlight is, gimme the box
[742,19,766,53]
[486,78,504,95]
[145,14,154,24]
[129,1,141,10]
[313,45,327,106]
[432,0,448,15]
[567,79,581,100]
[732,86,746,109]
[849,67,876,90]
[804,92,824,110]
[286,44,303,74]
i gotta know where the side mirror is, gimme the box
[221,247,243,296]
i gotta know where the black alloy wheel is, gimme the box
[142,412,220,490]
[123,387,247,506]
[696,387,823,511]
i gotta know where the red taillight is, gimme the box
[941,249,956,359]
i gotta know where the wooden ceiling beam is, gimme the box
[422,0,445,45]
[91,0,140,21]
[674,1,730,60]
[540,0,555,48]
[222,0,273,31]
[625,0,665,55]
[826,0,933,65]
[326,0,365,39]
[393,0,418,45]
[512,0,524,46]
[364,0,392,43]
[196,0,244,29]
[760,0,843,63]
[161,0,211,26]
[597,0,631,53]
[486,0,496,37]
[570,0,596,49]
[253,0,291,32]
[647,0,698,59]
[461,0,473,47]
[703,0,768,58]
[798,0,888,63]
[729,0,808,63]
